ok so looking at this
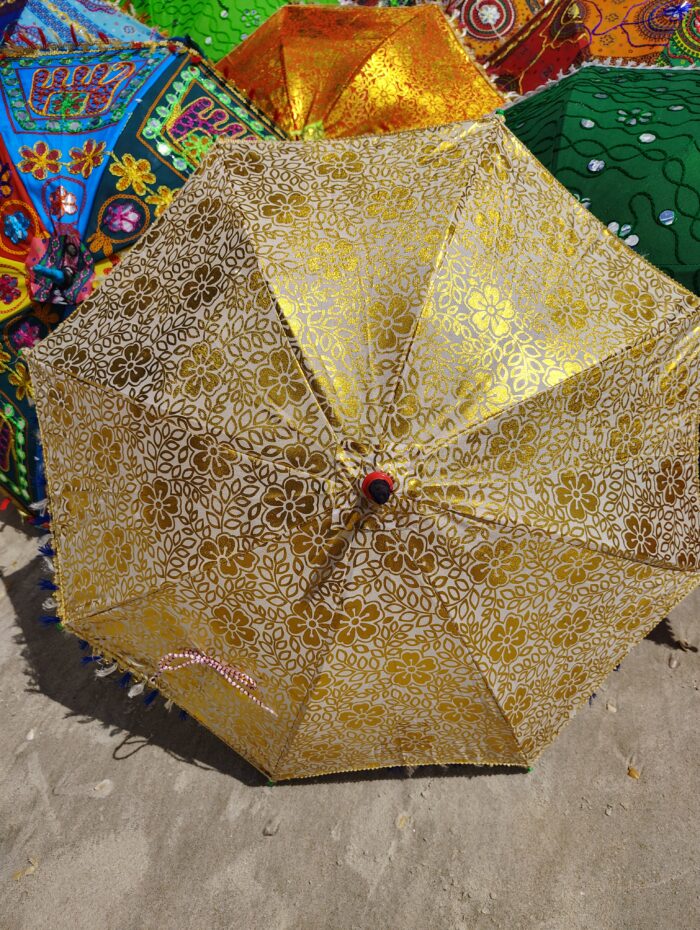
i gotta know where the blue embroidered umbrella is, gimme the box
[0,39,284,518]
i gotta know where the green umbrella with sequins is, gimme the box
[505,64,700,296]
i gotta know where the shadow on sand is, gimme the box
[2,507,687,787]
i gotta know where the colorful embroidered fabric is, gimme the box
[0,40,284,515]
[122,0,338,59]
[347,0,543,61]
[6,0,160,46]
[658,1,700,63]
[218,5,504,138]
[505,65,700,295]
[487,0,691,93]
[28,118,700,779]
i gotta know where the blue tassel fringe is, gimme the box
[40,614,61,625]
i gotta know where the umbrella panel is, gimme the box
[505,66,700,296]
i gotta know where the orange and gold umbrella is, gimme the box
[217,5,504,138]
[28,117,700,780]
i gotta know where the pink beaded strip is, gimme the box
[154,649,276,715]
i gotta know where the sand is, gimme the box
[1,505,698,930]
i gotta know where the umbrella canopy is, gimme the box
[0,40,283,515]
[487,0,691,93]
[218,5,504,138]
[5,0,160,46]
[332,0,544,61]
[505,65,700,295]
[122,0,337,58]
[658,0,700,64]
[27,117,700,780]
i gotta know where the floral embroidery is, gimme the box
[4,210,30,244]
[9,362,32,402]
[0,274,20,304]
[0,163,12,199]
[68,139,106,179]
[145,185,175,217]
[49,185,78,217]
[616,108,651,126]
[18,141,61,180]
[109,153,156,196]
[104,202,142,234]
[11,321,41,350]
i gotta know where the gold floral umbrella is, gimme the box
[28,116,700,780]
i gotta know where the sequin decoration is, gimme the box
[506,64,700,294]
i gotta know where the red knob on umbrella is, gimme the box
[361,471,395,504]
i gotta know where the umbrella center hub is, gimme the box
[361,471,395,505]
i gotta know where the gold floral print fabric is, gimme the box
[28,116,700,779]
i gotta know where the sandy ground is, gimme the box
[0,505,698,930]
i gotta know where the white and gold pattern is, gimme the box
[28,116,700,779]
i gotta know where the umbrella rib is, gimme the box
[216,155,349,454]
[270,525,368,780]
[417,284,700,464]
[377,120,498,450]
[38,361,344,487]
[411,496,697,575]
[411,540,529,767]
[63,580,178,626]
[321,9,423,132]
